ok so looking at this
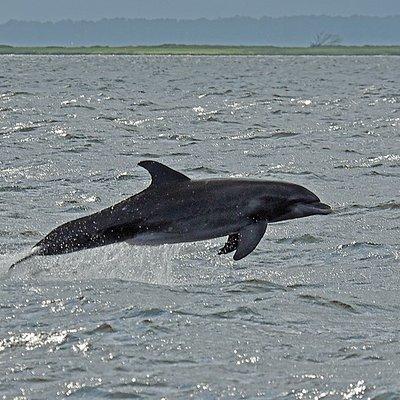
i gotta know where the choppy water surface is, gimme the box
[0,55,399,399]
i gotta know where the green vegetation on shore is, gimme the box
[1,44,400,56]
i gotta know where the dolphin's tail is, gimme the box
[9,246,42,272]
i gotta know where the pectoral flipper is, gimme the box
[232,220,268,261]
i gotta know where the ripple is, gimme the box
[0,91,33,99]
[158,133,200,142]
[336,241,383,250]
[208,305,261,319]
[197,89,232,98]
[276,234,323,244]
[61,99,96,110]
[335,154,400,169]
[124,307,166,319]
[269,131,302,138]
[138,153,162,158]
[185,166,220,174]
[265,167,325,179]
[136,100,156,107]
[224,279,287,294]
[13,91,34,96]
[3,122,40,134]
[371,200,400,211]
[96,115,117,121]
[115,173,138,181]
[299,294,359,314]
[0,185,36,192]
[342,201,400,213]
[86,323,115,334]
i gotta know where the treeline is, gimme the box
[1,16,400,46]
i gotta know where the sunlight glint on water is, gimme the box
[0,55,399,399]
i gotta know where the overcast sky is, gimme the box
[1,0,400,23]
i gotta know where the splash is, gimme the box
[2,240,233,285]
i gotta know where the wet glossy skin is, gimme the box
[33,178,331,256]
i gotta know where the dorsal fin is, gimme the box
[138,160,190,186]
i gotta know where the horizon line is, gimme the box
[2,14,400,24]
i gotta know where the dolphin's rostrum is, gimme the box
[10,161,332,270]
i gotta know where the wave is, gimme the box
[275,234,323,245]
[299,294,359,314]
[342,201,400,213]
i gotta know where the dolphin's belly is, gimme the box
[126,221,244,246]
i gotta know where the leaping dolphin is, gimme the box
[10,161,332,270]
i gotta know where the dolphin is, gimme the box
[9,161,332,270]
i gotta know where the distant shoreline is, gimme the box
[1,44,400,56]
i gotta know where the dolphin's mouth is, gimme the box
[295,201,332,215]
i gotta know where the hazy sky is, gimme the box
[1,0,400,23]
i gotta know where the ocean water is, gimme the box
[0,55,399,399]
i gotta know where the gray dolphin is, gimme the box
[10,161,332,270]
